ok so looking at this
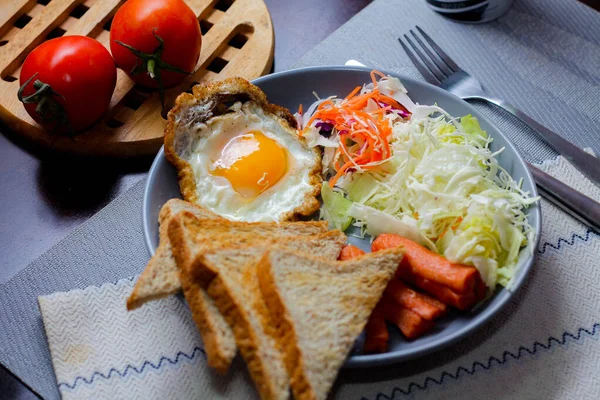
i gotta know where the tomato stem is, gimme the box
[147,59,157,79]
[17,73,72,135]
[115,29,191,109]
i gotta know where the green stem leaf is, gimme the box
[114,33,191,78]
[114,31,192,106]
[17,74,72,135]
[147,59,156,80]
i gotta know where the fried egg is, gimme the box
[165,78,322,222]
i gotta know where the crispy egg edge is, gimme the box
[164,77,322,222]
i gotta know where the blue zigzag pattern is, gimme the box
[58,346,206,390]
[366,322,600,400]
[538,229,598,255]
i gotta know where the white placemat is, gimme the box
[39,154,599,399]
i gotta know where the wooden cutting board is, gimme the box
[0,0,274,157]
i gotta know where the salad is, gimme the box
[296,71,538,290]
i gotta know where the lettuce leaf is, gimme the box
[320,182,353,231]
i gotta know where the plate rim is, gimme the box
[143,146,167,257]
[142,65,542,368]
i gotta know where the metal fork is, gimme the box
[399,26,600,189]
[395,28,600,233]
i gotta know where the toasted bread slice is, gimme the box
[169,211,329,275]
[182,246,289,399]
[128,199,327,311]
[157,198,221,226]
[257,248,404,400]
[126,199,221,311]
[179,268,237,375]
[196,246,288,400]
[179,230,346,376]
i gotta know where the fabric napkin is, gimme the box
[38,279,256,400]
[38,154,600,399]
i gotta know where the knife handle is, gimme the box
[528,163,600,233]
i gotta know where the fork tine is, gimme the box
[416,26,460,72]
[410,30,453,77]
[397,37,440,86]
[403,34,446,83]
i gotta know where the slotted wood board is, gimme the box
[0,0,274,157]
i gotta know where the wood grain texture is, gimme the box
[0,0,274,157]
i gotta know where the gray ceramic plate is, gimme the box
[142,66,541,368]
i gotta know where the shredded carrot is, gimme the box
[437,229,448,241]
[298,104,303,114]
[452,217,463,230]
[370,69,386,86]
[345,86,362,101]
[437,217,462,240]
[318,99,335,110]
[301,70,411,187]
[370,71,378,86]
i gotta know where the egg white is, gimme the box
[178,101,320,222]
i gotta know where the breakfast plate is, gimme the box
[142,65,541,368]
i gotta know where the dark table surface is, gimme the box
[1,0,598,398]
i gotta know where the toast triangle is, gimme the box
[127,199,221,311]
[257,247,404,400]
[172,211,344,376]
[193,246,290,400]
[180,231,345,394]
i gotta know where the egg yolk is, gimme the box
[212,130,288,199]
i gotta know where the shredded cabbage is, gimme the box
[320,98,537,289]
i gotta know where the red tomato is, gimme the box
[110,0,202,89]
[18,36,117,133]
